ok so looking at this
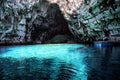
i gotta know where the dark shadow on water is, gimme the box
[87,46,120,80]
[0,57,79,80]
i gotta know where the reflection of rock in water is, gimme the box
[0,57,79,80]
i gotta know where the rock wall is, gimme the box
[0,0,37,44]
[49,0,120,42]
[63,0,120,42]
[0,0,120,44]
[31,3,71,43]
[0,0,71,44]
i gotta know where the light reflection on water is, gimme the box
[0,44,120,80]
[0,44,89,80]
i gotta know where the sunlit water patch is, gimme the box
[0,44,120,80]
[0,44,89,80]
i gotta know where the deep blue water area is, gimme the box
[0,44,120,80]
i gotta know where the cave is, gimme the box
[0,0,120,80]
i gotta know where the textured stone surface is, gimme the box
[0,0,71,44]
[0,0,120,44]
[65,0,120,42]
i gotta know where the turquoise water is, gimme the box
[0,44,120,80]
[0,44,89,80]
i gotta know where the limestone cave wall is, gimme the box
[47,0,120,42]
[0,0,71,44]
[64,0,120,42]
[0,0,120,44]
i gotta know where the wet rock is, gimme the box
[46,35,72,43]
[65,0,120,42]
[31,3,72,43]
[0,0,120,44]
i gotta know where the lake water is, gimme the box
[0,44,120,80]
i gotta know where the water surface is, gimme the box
[0,44,120,80]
